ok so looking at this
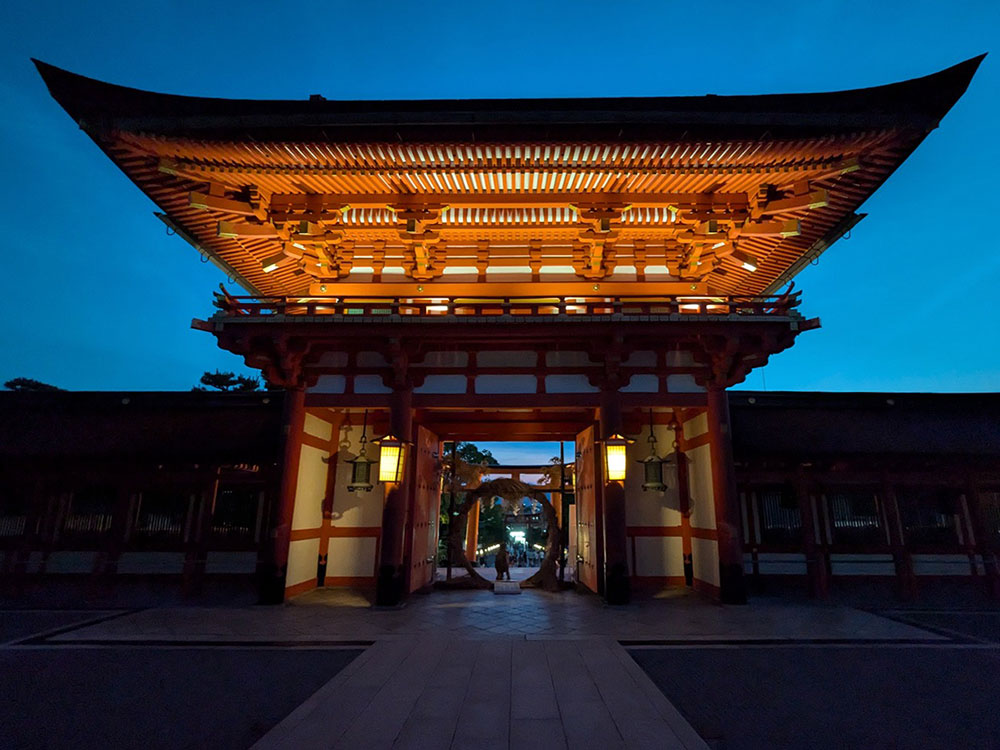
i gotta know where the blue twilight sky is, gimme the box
[0,1,998,463]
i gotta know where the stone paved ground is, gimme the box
[631,643,1000,749]
[1,589,987,749]
[48,588,941,642]
[0,643,360,750]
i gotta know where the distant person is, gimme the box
[495,543,511,581]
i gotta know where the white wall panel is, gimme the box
[687,443,716,530]
[292,444,328,530]
[477,351,538,368]
[287,538,319,587]
[304,414,333,441]
[327,537,378,578]
[692,537,720,586]
[634,537,685,577]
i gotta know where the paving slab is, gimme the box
[50,589,942,643]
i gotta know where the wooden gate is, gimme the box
[408,425,441,593]
[575,424,602,594]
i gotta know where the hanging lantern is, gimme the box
[637,409,666,492]
[603,433,633,482]
[375,433,406,483]
[346,410,375,492]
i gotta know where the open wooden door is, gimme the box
[408,425,441,593]
[575,424,603,594]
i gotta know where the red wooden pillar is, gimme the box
[706,386,747,604]
[600,389,630,605]
[465,500,480,562]
[376,386,413,606]
[795,471,829,599]
[672,421,694,587]
[11,479,47,597]
[965,482,1000,599]
[261,388,306,604]
[881,477,917,601]
[98,483,136,594]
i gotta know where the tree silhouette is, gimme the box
[4,377,62,392]
[192,370,261,392]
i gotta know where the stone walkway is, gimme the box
[253,637,706,749]
[34,589,945,749]
[50,588,941,643]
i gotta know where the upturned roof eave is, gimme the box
[33,55,985,141]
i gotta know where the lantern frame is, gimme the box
[636,409,667,492]
[602,433,633,482]
[375,433,408,484]
[345,410,375,492]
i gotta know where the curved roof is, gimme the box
[34,56,984,142]
[33,58,985,298]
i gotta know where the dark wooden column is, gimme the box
[672,421,694,587]
[260,388,307,604]
[11,478,47,597]
[376,386,414,606]
[600,388,630,605]
[706,386,747,604]
[795,470,829,599]
[183,468,220,597]
[99,482,136,585]
[965,481,1000,599]
[881,476,917,601]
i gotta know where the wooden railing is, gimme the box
[212,285,803,320]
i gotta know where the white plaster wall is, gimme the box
[478,351,538,368]
[666,351,695,367]
[829,554,896,576]
[304,414,333,441]
[634,537,685,578]
[327,537,378,578]
[692,537,720,586]
[316,351,349,367]
[291,444,328,531]
[205,551,258,574]
[357,351,389,367]
[686,443,716,530]
[287,538,319,587]
[912,554,973,576]
[684,413,709,440]
[755,552,808,575]
[546,351,595,368]
[45,552,97,574]
[415,351,468,368]
[624,424,682,527]
[116,552,185,574]
[623,350,656,367]
[330,425,385,527]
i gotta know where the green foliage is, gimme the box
[455,441,499,466]
[4,377,62,391]
[477,499,507,548]
[193,370,261,392]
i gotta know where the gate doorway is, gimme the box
[434,440,577,593]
